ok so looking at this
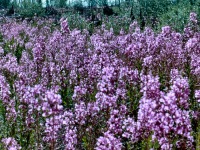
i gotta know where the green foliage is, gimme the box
[158,1,200,32]
[18,2,45,18]
[73,1,85,14]
[64,13,90,31]
[60,85,74,109]
[138,0,172,17]
[0,0,10,8]
[55,0,67,8]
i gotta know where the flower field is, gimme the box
[0,13,199,150]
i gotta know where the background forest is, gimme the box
[0,0,200,32]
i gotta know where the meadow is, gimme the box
[0,11,199,150]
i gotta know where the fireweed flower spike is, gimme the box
[2,138,21,150]
[0,13,198,150]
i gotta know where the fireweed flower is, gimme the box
[161,26,171,35]
[74,102,88,125]
[0,74,17,121]
[62,111,77,150]
[95,66,118,109]
[0,54,19,74]
[60,18,70,33]
[190,53,200,76]
[42,90,63,143]
[129,21,139,33]
[2,137,21,150]
[0,46,4,55]
[95,131,122,150]
[0,13,198,149]
[123,73,194,149]
[190,12,197,23]
[107,105,127,135]
[195,90,200,103]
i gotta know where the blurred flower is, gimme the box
[2,137,21,150]
[189,12,197,23]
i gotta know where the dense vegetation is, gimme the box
[0,0,200,32]
[0,0,199,150]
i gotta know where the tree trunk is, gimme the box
[37,0,42,4]
[118,0,121,11]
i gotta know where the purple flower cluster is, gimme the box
[96,131,122,150]
[0,13,199,149]
[195,90,200,103]
[2,137,21,150]
[107,105,127,135]
[96,66,118,109]
[123,73,194,149]
[190,12,198,23]
[43,90,63,142]
[63,111,77,150]
[0,74,16,121]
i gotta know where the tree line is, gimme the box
[0,0,125,8]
